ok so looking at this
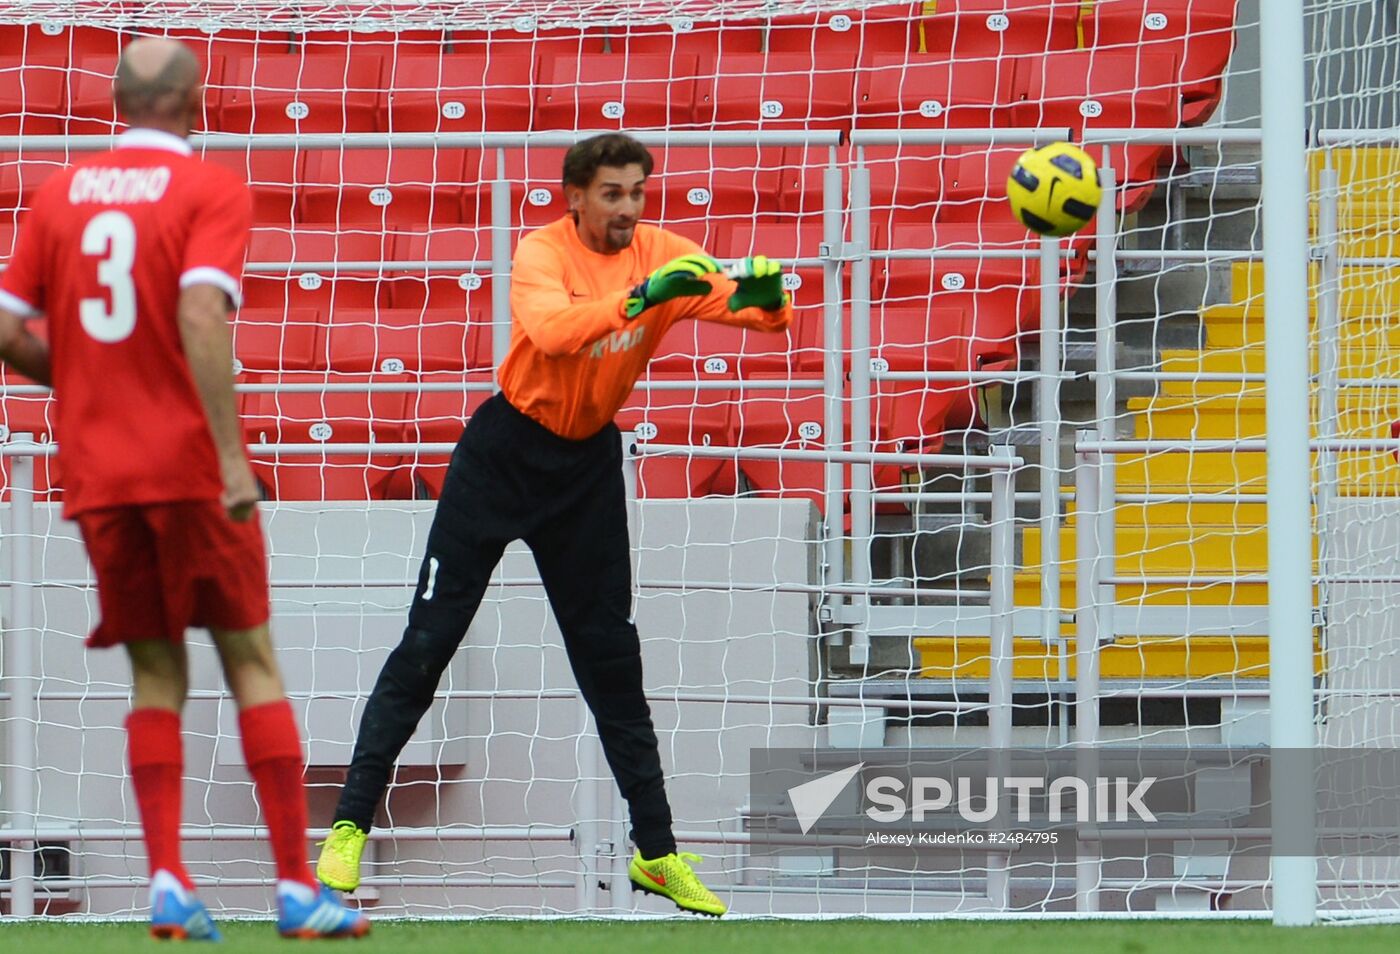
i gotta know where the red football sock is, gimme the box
[126,708,192,890]
[239,700,316,888]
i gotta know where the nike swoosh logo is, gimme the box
[1047,179,1059,206]
[569,290,586,298]
[641,869,667,887]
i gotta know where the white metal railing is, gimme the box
[0,428,1021,916]
[4,118,1400,918]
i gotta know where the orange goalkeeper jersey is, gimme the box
[499,216,793,441]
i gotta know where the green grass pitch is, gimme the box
[1,919,1398,953]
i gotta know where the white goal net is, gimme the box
[3,0,1397,924]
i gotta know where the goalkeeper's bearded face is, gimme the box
[566,163,647,254]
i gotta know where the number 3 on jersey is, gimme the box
[80,210,137,343]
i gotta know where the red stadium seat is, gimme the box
[232,307,323,375]
[179,29,293,69]
[854,54,1022,130]
[321,308,486,374]
[69,53,223,134]
[1008,50,1180,210]
[404,372,495,497]
[195,53,227,132]
[700,52,858,131]
[878,221,1039,312]
[221,51,383,133]
[1085,0,1238,125]
[932,144,1034,226]
[0,56,66,136]
[243,374,409,500]
[863,145,950,227]
[294,29,437,79]
[66,55,123,134]
[1011,50,1183,128]
[484,147,571,230]
[648,147,786,228]
[870,304,965,450]
[766,4,920,58]
[338,29,473,62]
[384,228,494,318]
[198,148,303,225]
[869,296,1021,380]
[455,24,601,60]
[604,21,763,56]
[846,303,1001,447]
[879,218,1087,350]
[772,145,854,221]
[617,373,737,498]
[716,219,826,303]
[535,54,700,130]
[786,309,830,374]
[651,318,796,377]
[383,54,535,133]
[242,228,391,311]
[0,24,120,60]
[732,374,900,512]
[920,0,1082,57]
[299,149,470,227]
[0,152,69,215]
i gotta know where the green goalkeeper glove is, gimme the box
[725,255,790,312]
[624,253,722,319]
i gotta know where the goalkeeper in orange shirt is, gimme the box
[317,133,792,916]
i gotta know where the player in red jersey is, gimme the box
[0,38,367,940]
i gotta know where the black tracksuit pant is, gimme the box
[334,392,676,859]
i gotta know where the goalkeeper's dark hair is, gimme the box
[561,133,654,189]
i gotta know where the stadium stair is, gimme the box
[916,146,1395,683]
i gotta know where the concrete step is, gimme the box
[1063,497,1270,528]
[1229,261,1400,306]
[1155,346,1400,396]
[911,635,1319,681]
[1113,448,1400,494]
[1206,320,1400,350]
[1308,207,1400,258]
[1309,147,1400,207]
[1020,522,1289,574]
[1009,575,1293,608]
[1127,394,1400,439]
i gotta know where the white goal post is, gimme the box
[2,0,1400,925]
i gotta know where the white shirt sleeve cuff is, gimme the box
[0,288,39,318]
[179,267,242,308]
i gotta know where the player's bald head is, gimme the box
[114,38,201,125]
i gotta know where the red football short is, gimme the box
[76,500,271,648]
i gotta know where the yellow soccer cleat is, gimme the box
[628,850,727,917]
[316,820,368,892]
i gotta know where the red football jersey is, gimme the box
[0,128,253,517]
